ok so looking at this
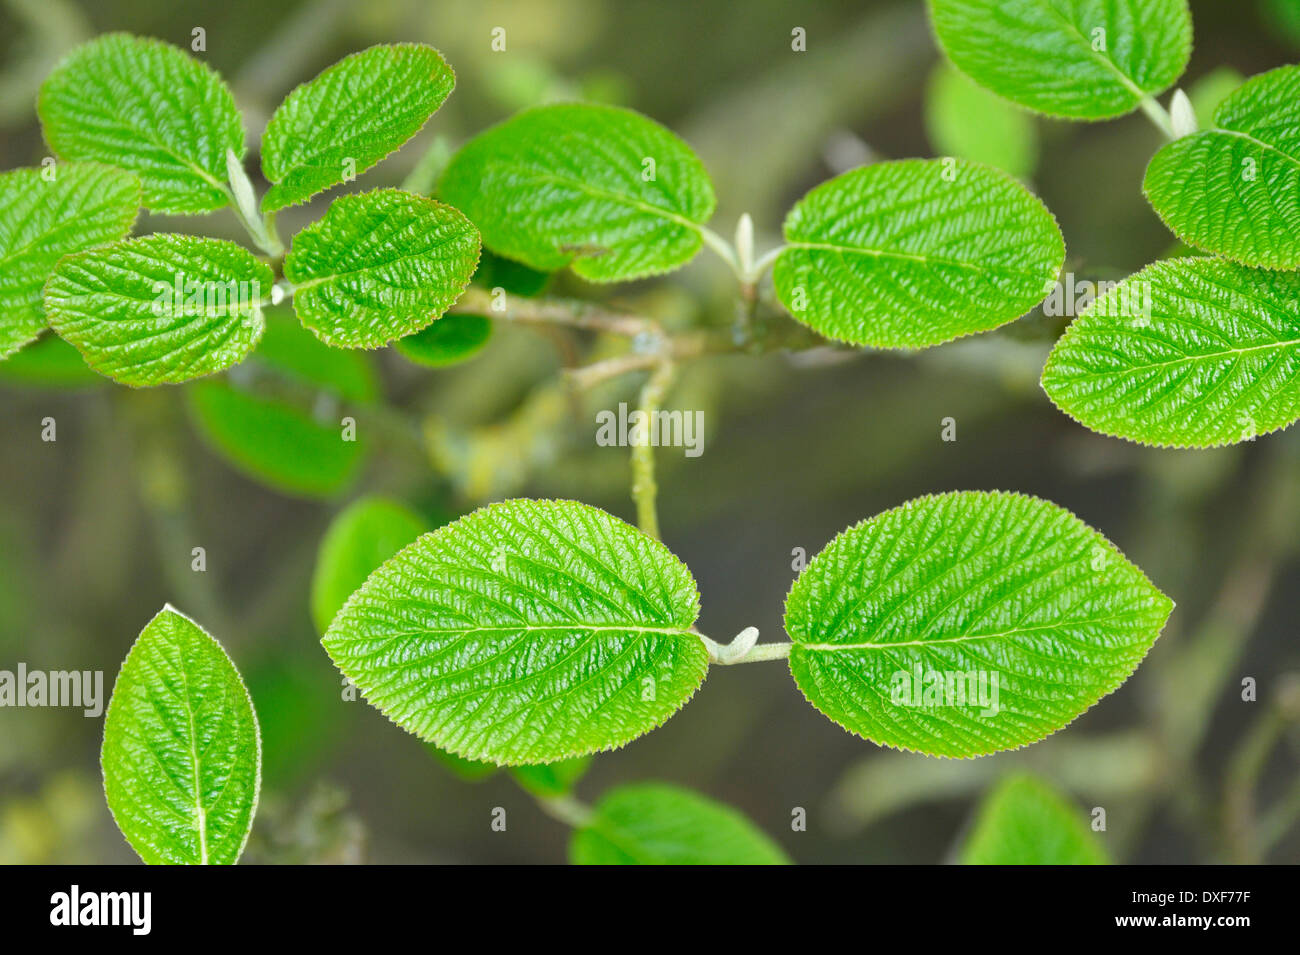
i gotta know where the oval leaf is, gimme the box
[285,189,480,348]
[101,606,261,865]
[570,783,789,865]
[773,159,1063,348]
[928,0,1192,119]
[0,162,140,358]
[38,33,243,214]
[440,103,716,282]
[45,234,272,386]
[1041,258,1300,447]
[394,313,492,367]
[261,44,455,212]
[321,498,707,765]
[784,491,1172,758]
[962,774,1110,864]
[310,495,430,633]
[1143,65,1300,269]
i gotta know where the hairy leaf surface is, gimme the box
[38,33,243,213]
[261,44,454,212]
[311,496,430,634]
[440,104,716,282]
[45,234,272,386]
[773,159,1063,348]
[928,0,1192,119]
[101,606,261,865]
[962,774,1110,864]
[569,783,789,865]
[322,499,707,765]
[0,163,140,357]
[1143,66,1300,269]
[1041,259,1300,447]
[784,491,1172,758]
[285,189,480,348]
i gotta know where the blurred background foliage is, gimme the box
[1,0,1299,863]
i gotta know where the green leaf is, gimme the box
[321,498,707,765]
[101,606,261,865]
[250,310,378,403]
[440,103,716,282]
[784,491,1172,758]
[38,33,243,214]
[311,496,430,634]
[772,159,1063,348]
[428,744,497,782]
[0,334,102,389]
[45,234,272,386]
[1041,258,1300,447]
[286,189,480,348]
[394,314,492,367]
[924,64,1039,179]
[511,756,592,798]
[1186,66,1243,128]
[962,774,1110,864]
[1143,65,1300,269]
[0,163,140,358]
[187,379,366,497]
[570,783,789,865]
[928,0,1192,119]
[261,44,455,213]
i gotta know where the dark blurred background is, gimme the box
[1,0,1299,864]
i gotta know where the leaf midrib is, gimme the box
[795,611,1144,652]
[783,239,1041,277]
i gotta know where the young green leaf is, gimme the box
[924,64,1039,179]
[1143,65,1300,269]
[569,783,789,865]
[0,163,140,358]
[310,496,430,633]
[928,0,1192,120]
[511,756,592,798]
[285,189,480,348]
[101,606,261,865]
[394,314,492,367]
[784,491,1172,758]
[45,234,272,386]
[439,103,716,282]
[772,159,1063,348]
[962,774,1109,864]
[1041,258,1300,447]
[38,33,244,214]
[261,44,455,212]
[321,498,707,765]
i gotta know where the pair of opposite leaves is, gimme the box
[103,491,1169,863]
[931,0,1300,449]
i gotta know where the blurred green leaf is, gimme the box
[570,783,789,865]
[511,756,591,797]
[1186,66,1243,127]
[395,314,492,368]
[924,63,1038,179]
[962,774,1109,864]
[0,333,101,389]
[310,495,429,633]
